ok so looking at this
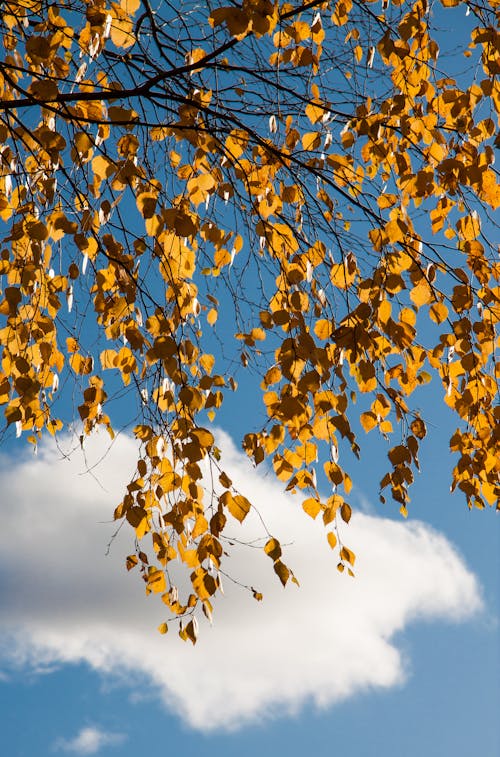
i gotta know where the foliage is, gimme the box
[0,0,499,642]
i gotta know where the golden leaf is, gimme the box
[340,546,355,566]
[221,491,251,522]
[305,101,327,124]
[100,349,117,369]
[191,427,214,449]
[410,283,433,308]
[340,502,352,523]
[219,471,232,488]
[273,560,290,587]
[147,568,166,594]
[302,497,322,519]
[429,302,448,324]
[314,319,332,339]
[327,532,337,549]
[410,417,427,439]
[302,131,321,151]
[330,262,356,289]
[126,555,138,571]
[264,537,282,561]
[69,354,93,375]
[377,193,398,209]
[456,214,481,242]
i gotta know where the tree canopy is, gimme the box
[0,0,499,642]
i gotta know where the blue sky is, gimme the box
[1,1,499,755]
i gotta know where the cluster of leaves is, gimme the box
[0,0,498,643]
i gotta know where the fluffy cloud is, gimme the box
[0,431,481,731]
[53,726,126,754]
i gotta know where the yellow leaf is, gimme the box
[126,554,138,571]
[427,141,446,165]
[147,568,166,594]
[66,337,79,353]
[377,299,391,324]
[263,365,281,386]
[410,417,426,439]
[191,427,214,449]
[221,491,251,522]
[137,516,149,540]
[456,214,481,241]
[219,471,232,488]
[207,308,218,325]
[360,411,377,432]
[302,497,322,519]
[273,559,290,587]
[209,6,250,38]
[302,131,321,151]
[480,170,500,210]
[410,283,433,308]
[232,494,251,522]
[481,480,498,506]
[429,302,448,324]
[324,461,343,485]
[200,353,215,374]
[150,126,170,141]
[314,319,332,339]
[110,16,135,49]
[305,101,326,124]
[108,105,138,123]
[225,130,248,159]
[192,568,217,600]
[400,307,416,326]
[377,193,398,209]
[184,619,198,645]
[264,537,282,561]
[121,0,140,12]
[74,131,93,155]
[330,262,355,289]
[100,349,117,369]
[343,474,353,495]
[340,546,356,566]
[340,502,351,523]
[321,497,343,528]
[327,532,337,549]
[69,354,93,375]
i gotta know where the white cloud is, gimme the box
[0,430,482,731]
[53,726,126,754]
